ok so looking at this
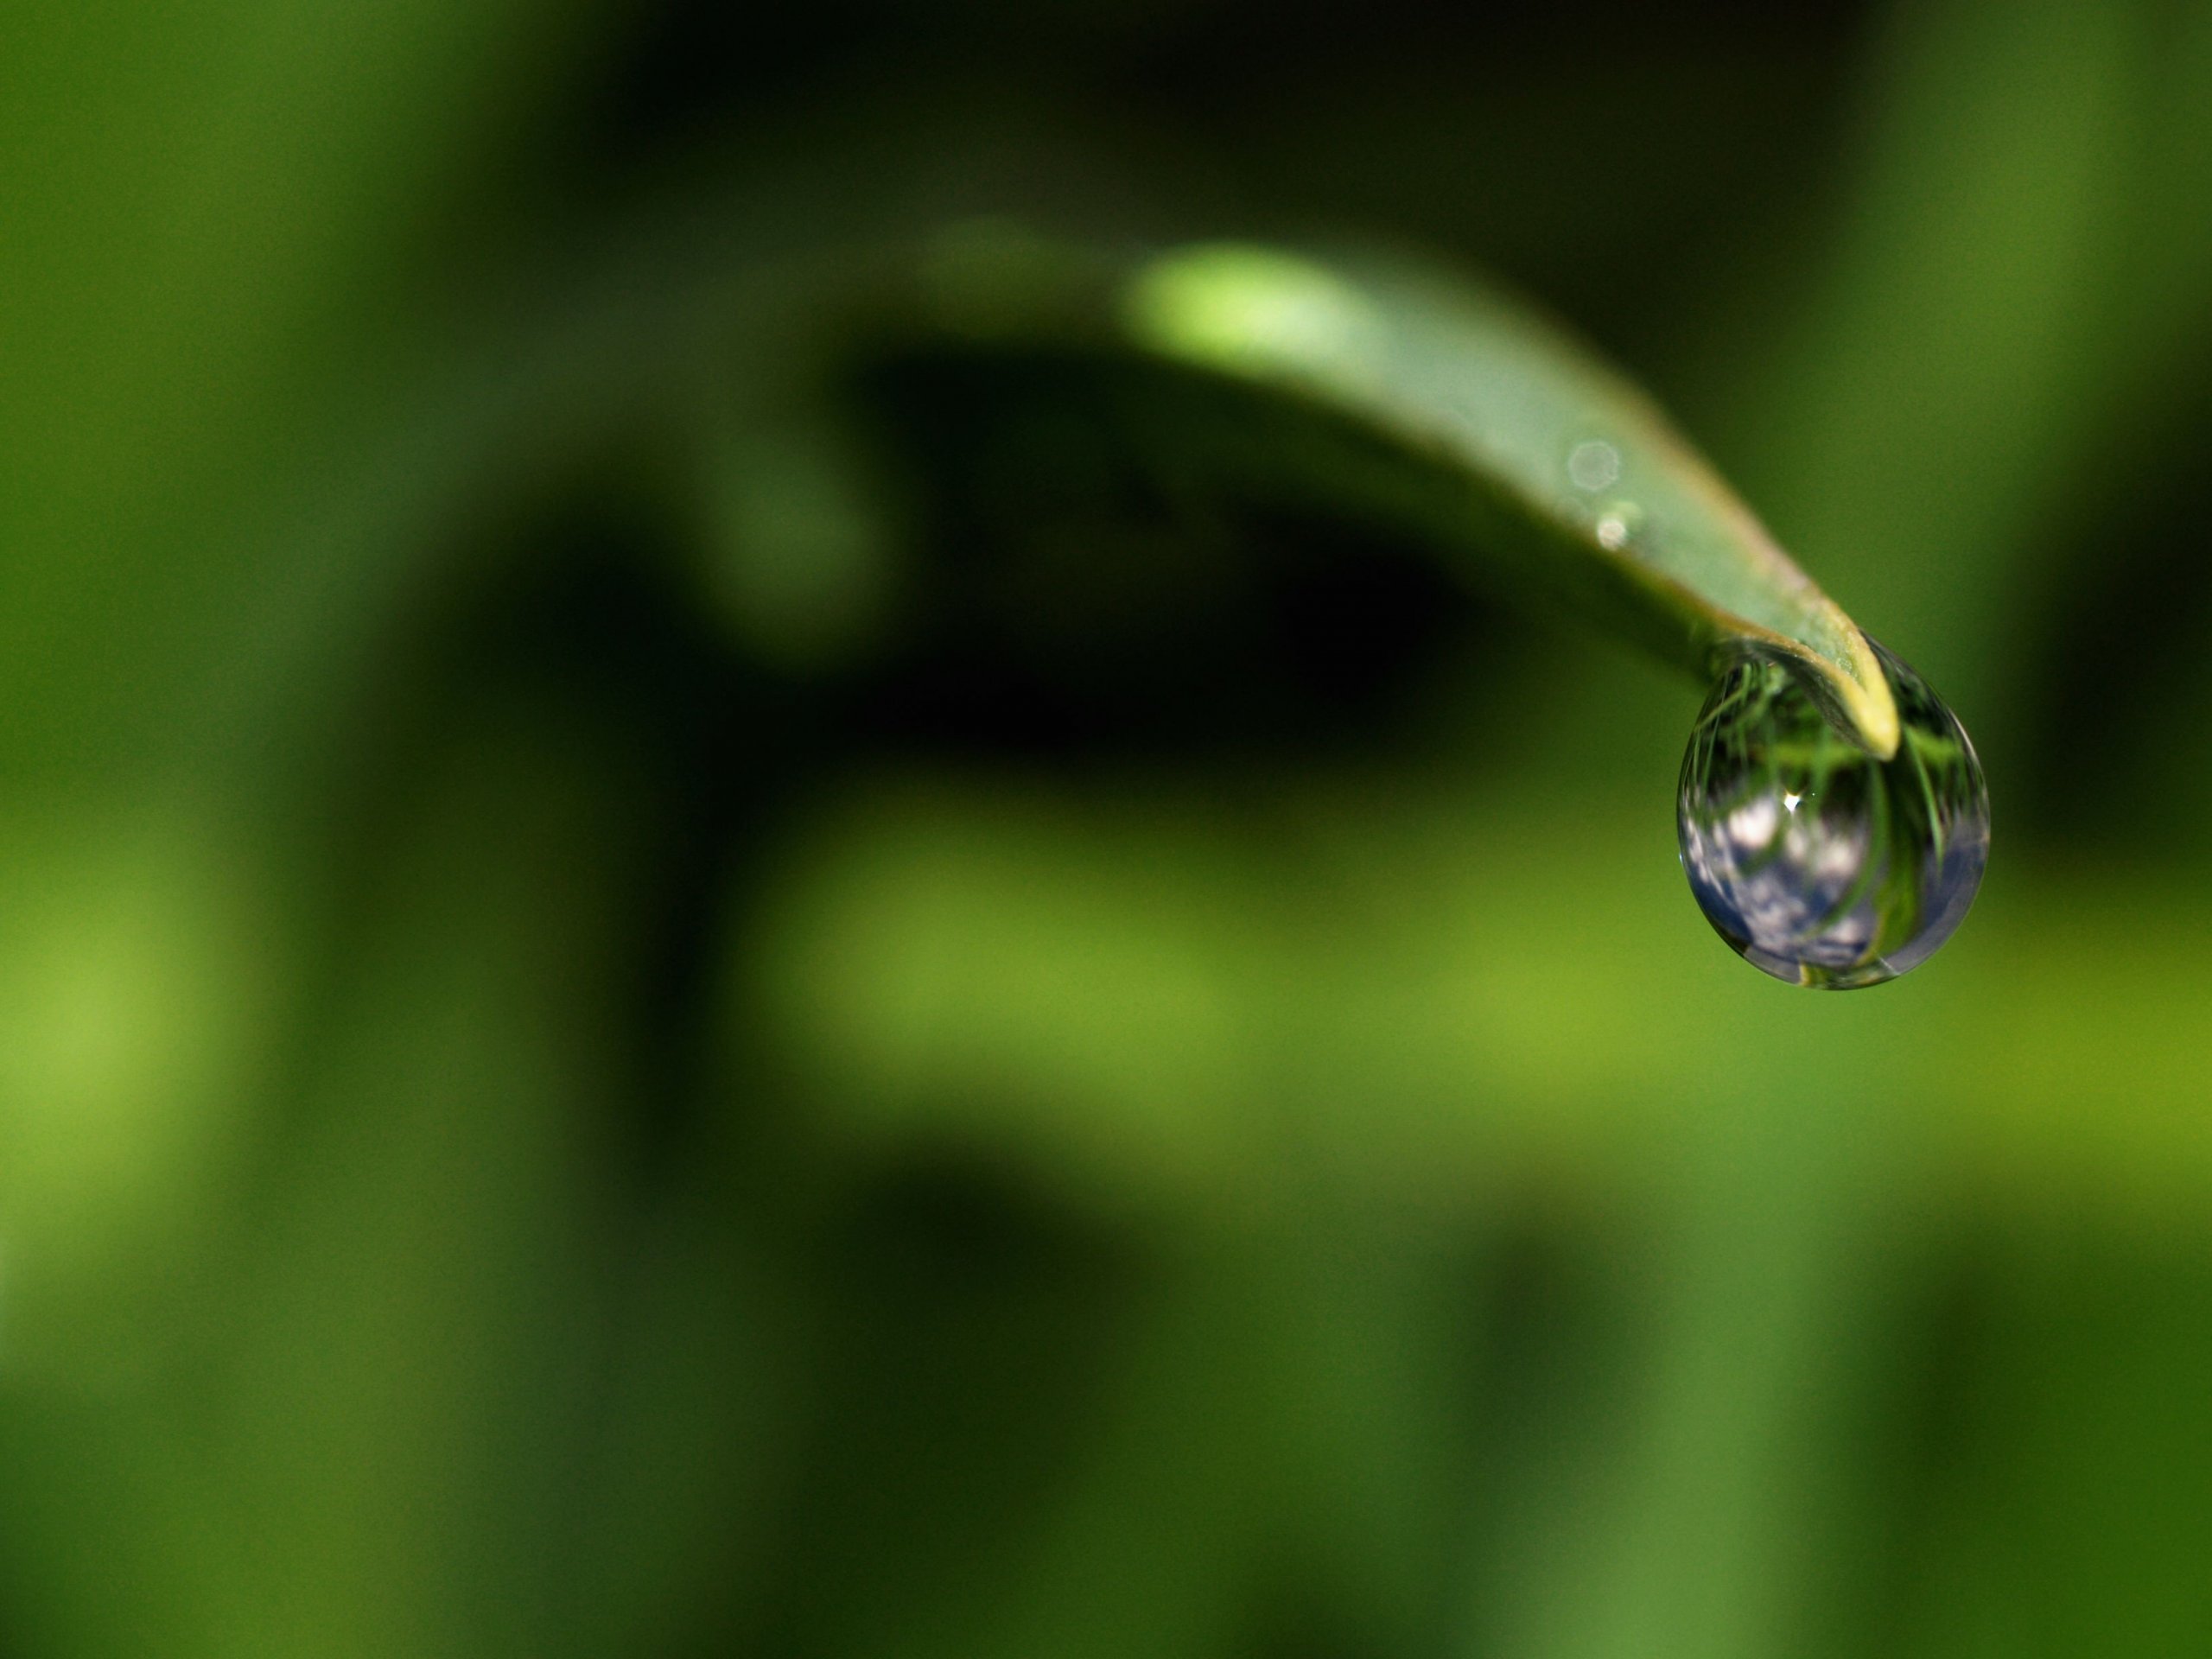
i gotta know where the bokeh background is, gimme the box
[7,0,2212,1653]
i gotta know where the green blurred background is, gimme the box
[6,0,2212,1653]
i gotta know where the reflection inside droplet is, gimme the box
[1676,642,1988,988]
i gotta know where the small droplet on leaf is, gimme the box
[1567,439,1621,493]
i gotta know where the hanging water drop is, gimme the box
[1677,641,1988,988]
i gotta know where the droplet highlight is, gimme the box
[1677,641,1988,988]
[1594,503,1640,550]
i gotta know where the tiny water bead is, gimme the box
[1677,642,1988,988]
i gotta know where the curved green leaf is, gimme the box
[227,219,1903,764]
[898,226,1900,757]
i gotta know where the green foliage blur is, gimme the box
[6,1,2212,1653]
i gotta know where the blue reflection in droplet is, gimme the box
[1677,642,1988,988]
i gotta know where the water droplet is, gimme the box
[1595,507,1636,550]
[1677,641,1988,988]
[1567,439,1621,493]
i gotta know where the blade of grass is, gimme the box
[207,215,1904,773]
